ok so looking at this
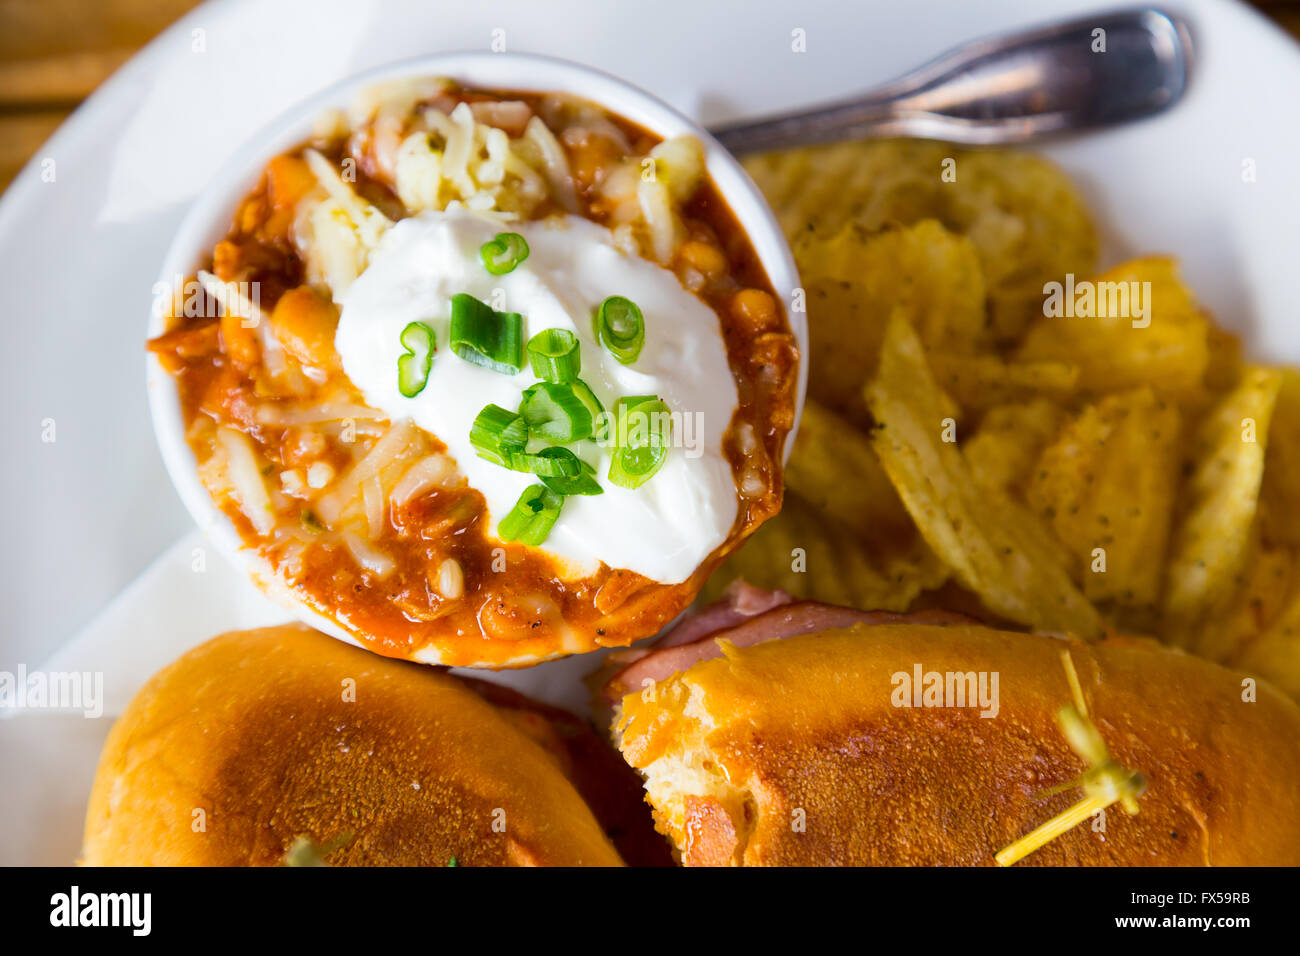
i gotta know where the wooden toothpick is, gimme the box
[995,650,1146,867]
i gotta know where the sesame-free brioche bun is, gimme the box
[613,618,1300,866]
[83,623,624,866]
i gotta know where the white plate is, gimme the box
[2,0,1298,865]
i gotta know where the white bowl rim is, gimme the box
[146,50,807,664]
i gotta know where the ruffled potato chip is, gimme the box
[795,220,986,422]
[964,399,1069,499]
[927,354,1077,414]
[1017,257,1210,400]
[1203,324,1246,396]
[1162,366,1283,645]
[944,150,1098,342]
[1232,548,1300,697]
[784,399,913,544]
[797,219,988,351]
[1196,540,1296,664]
[1026,388,1182,610]
[1232,561,1300,699]
[864,313,1104,636]
[1260,370,1300,548]
[744,140,954,238]
[746,140,1098,343]
[701,492,948,612]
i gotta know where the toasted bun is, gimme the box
[615,623,1300,866]
[83,624,622,866]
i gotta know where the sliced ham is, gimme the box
[593,581,793,678]
[654,580,793,650]
[603,596,971,703]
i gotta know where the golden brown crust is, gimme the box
[83,624,622,866]
[616,624,1300,866]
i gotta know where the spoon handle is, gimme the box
[709,7,1194,153]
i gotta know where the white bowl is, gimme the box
[146,51,806,662]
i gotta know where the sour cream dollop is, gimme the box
[335,208,740,584]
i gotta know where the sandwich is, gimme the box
[602,588,1300,866]
[83,623,660,866]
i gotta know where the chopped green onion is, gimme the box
[397,321,436,397]
[449,293,524,374]
[470,404,528,466]
[527,328,581,383]
[508,448,583,478]
[479,232,530,275]
[498,484,564,546]
[570,379,609,441]
[519,382,594,444]
[609,395,672,489]
[594,295,645,365]
[536,449,603,496]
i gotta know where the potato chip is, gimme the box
[1203,324,1245,395]
[1196,541,1297,663]
[745,140,1098,343]
[1017,257,1210,400]
[1161,366,1283,645]
[964,399,1069,499]
[794,220,986,422]
[784,399,913,544]
[1233,584,1300,699]
[944,150,1098,342]
[865,313,1105,636]
[1259,370,1300,547]
[743,140,953,238]
[1025,388,1182,610]
[796,220,989,349]
[927,354,1077,413]
[798,277,892,424]
[701,491,948,612]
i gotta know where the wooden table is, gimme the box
[1,0,1297,192]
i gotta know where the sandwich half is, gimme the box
[84,623,644,866]
[604,589,1300,866]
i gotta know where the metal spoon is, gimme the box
[709,7,1194,153]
